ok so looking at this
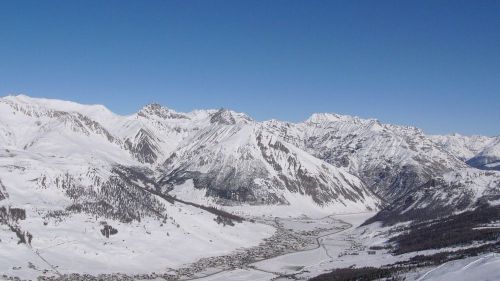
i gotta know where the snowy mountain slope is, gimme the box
[0,147,273,279]
[366,168,500,224]
[159,121,379,209]
[0,95,382,278]
[466,138,500,171]
[429,134,497,161]
[0,95,191,165]
[305,114,467,201]
[0,96,278,278]
[430,134,500,171]
[430,134,500,170]
[112,107,251,165]
[0,94,499,279]
[1,95,497,214]
[409,253,500,281]
[261,113,467,203]
[258,113,500,225]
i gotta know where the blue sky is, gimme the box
[0,0,499,135]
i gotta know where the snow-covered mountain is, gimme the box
[0,95,379,209]
[159,118,377,207]
[431,134,500,171]
[258,112,500,222]
[1,95,498,216]
[267,113,467,202]
[0,95,498,279]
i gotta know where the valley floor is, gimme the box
[185,211,500,281]
[1,210,368,281]
[191,212,376,281]
[2,209,498,281]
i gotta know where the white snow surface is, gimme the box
[410,253,500,281]
[431,134,500,167]
[0,95,381,278]
[0,95,499,279]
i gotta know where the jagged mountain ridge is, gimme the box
[0,95,379,211]
[261,113,468,203]
[0,95,498,221]
[1,94,499,280]
[159,122,377,207]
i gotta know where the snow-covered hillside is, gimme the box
[0,95,380,279]
[431,134,500,171]
[0,95,379,209]
[0,95,498,280]
[262,113,479,207]
[1,95,498,219]
[159,121,378,208]
[409,253,500,281]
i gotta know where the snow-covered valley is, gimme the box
[0,95,498,281]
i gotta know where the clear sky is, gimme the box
[1,1,499,135]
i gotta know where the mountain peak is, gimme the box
[306,113,353,124]
[209,108,253,125]
[137,103,189,120]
